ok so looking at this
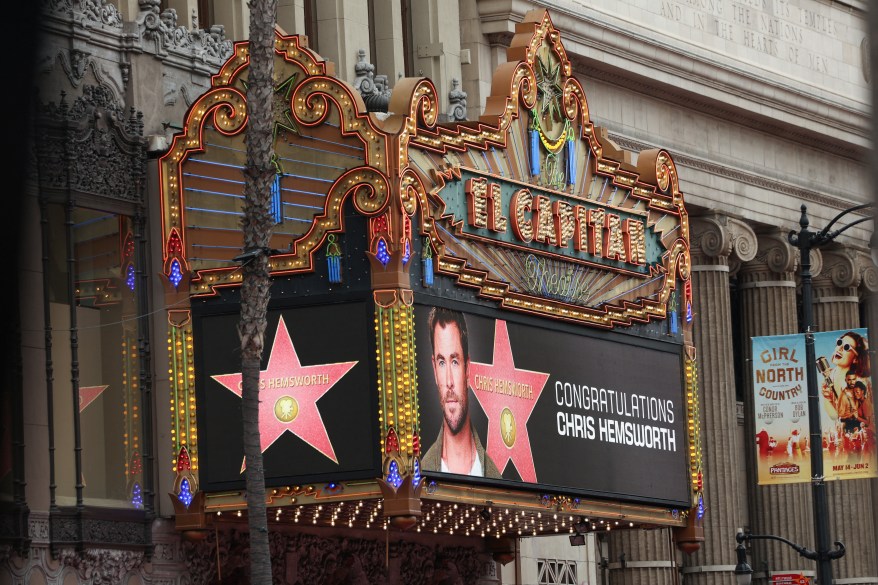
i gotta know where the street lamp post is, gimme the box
[734,530,845,585]
[782,202,872,584]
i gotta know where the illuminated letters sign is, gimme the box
[452,170,658,273]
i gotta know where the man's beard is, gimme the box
[445,395,469,436]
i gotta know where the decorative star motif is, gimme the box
[79,385,108,412]
[273,73,300,140]
[212,316,357,468]
[240,73,301,140]
[536,53,563,130]
[468,320,549,483]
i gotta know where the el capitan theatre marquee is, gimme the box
[159,9,703,550]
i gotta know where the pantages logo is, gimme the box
[447,169,661,275]
[770,462,801,475]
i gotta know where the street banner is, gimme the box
[814,328,876,480]
[752,328,876,485]
[752,333,809,484]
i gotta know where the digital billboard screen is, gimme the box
[195,302,380,491]
[416,304,690,506]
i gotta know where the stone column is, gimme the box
[812,247,878,583]
[372,0,406,83]
[117,0,145,22]
[738,230,815,581]
[278,0,306,37]
[677,215,755,585]
[607,528,678,585]
[164,0,199,29]
[813,248,861,330]
[212,0,249,40]
[409,0,462,109]
[316,0,372,85]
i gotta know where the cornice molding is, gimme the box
[40,0,234,73]
[610,133,867,216]
[44,0,124,29]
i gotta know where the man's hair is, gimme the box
[427,307,469,359]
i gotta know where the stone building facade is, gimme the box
[2,0,874,584]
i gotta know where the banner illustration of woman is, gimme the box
[815,329,876,479]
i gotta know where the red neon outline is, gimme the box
[160,31,393,295]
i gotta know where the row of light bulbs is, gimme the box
[214,499,638,537]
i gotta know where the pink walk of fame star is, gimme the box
[211,316,357,468]
[79,385,109,412]
[468,319,549,483]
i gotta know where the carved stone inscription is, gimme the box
[657,0,856,78]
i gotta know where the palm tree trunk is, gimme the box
[240,0,277,582]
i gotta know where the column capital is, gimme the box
[815,246,861,289]
[857,249,878,294]
[690,214,757,273]
[742,230,797,276]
